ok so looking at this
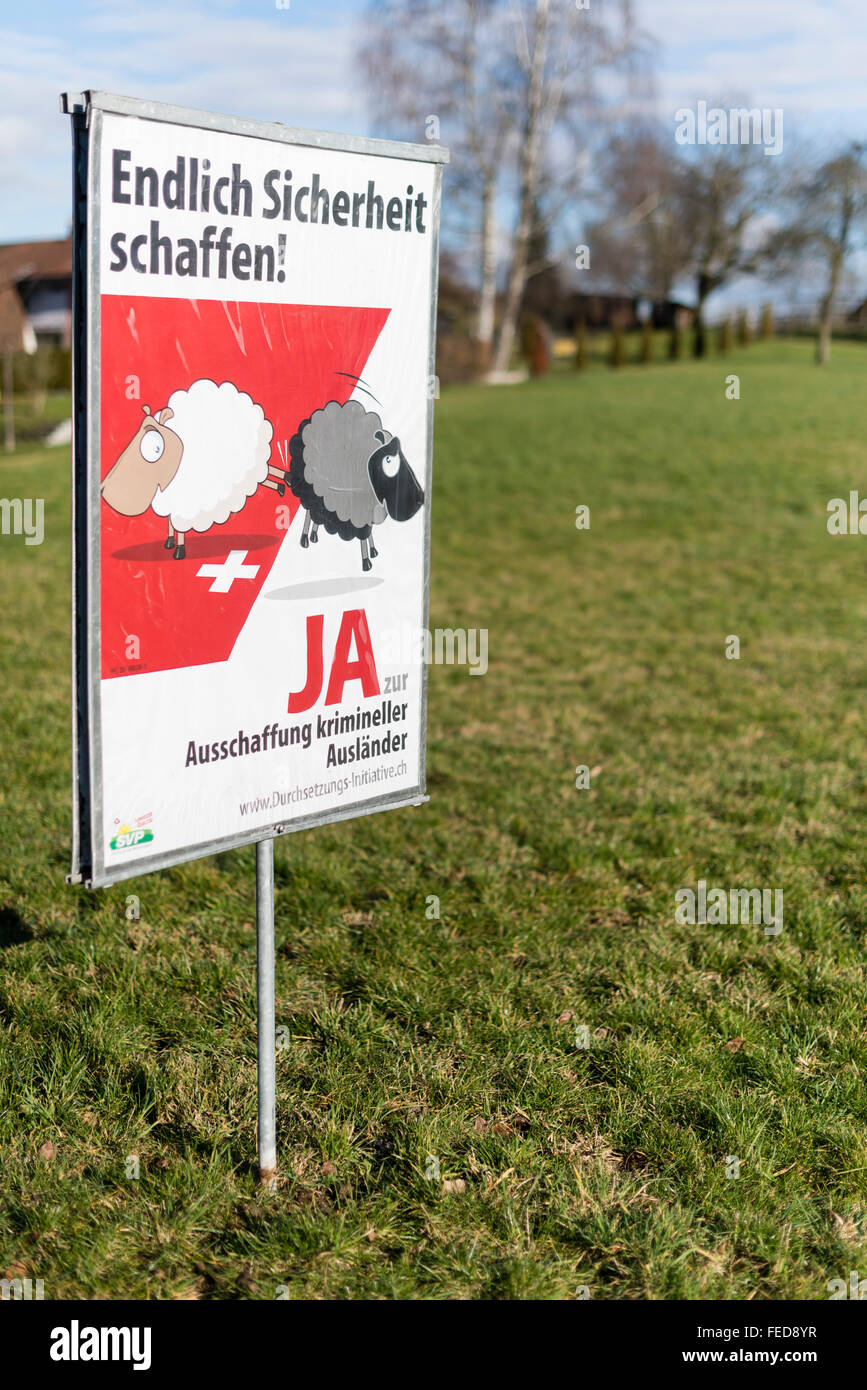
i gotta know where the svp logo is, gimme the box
[110,816,154,852]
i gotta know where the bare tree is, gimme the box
[587,114,782,353]
[360,0,638,374]
[489,0,636,374]
[674,144,772,356]
[769,143,867,364]
[585,127,693,301]
[458,4,514,350]
[359,0,513,359]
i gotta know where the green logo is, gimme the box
[110,824,154,851]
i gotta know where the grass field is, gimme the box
[2,339,867,1300]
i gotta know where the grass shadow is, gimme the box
[0,904,35,947]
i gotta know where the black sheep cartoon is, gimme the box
[288,399,424,571]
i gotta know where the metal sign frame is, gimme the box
[63,91,447,891]
[63,91,447,1184]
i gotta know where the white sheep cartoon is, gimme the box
[101,378,287,558]
[288,399,424,571]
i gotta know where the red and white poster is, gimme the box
[68,95,444,886]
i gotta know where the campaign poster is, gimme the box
[66,93,446,887]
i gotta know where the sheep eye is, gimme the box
[140,428,165,463]
[381,451,400,478]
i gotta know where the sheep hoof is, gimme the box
[370,544,378,558]
[164,536,175,550]
[310,532,318,544]
[362,558,372,572]
[174,545,186,560]
[301,535,309,549]
[276,482,285,497]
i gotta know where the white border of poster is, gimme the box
[63,92,447,889]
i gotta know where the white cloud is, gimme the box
[4,0,867,244]
[0,1,368,240]
[640,0,867,119]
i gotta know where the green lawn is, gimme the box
[2,339,867,1300]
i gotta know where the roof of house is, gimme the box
[0,237,72,285]
[0,239,72,349]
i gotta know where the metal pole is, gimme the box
[256,837,277,1186]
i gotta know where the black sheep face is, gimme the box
[367,434,424,523]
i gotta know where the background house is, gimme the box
[0,237,72,352]
[562,292,696,334]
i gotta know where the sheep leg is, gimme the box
[268,464,291,485]
[310,523,319,544]
[164,520,175,551]
[173,530,186,560]
[300,511,312,549]
[360,536,372,572]
[261,477,285,497]
[369,536,378,558]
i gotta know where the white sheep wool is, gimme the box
[66,92,446,887]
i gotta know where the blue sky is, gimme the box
[0,0,369,241]
[3,0,867,308]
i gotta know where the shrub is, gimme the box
[521,314,552,378]
[435,335,489,386]
[10,346,71,397]
[609,322,626,368]
[692,321,710,358]
[639,320,653,364]
[574,318,588,371]
[718,318,734,353]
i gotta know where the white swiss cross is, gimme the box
[196,549,260,593]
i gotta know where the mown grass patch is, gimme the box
[1,339,866,1299]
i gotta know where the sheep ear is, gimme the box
[158,408,174,425]
[142,405,152,416]
[374,431,385,443]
